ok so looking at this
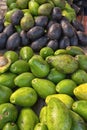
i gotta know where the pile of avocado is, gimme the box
[0,0,87,51]
[0,45,87,129]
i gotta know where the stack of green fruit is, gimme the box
[0,45,87,129]
[0,0,87,51]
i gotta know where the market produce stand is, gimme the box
[0,0,87,130]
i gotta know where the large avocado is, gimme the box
[46,54,79,74]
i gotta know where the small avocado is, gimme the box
[27,26,45,41]
[0,32,8,50]
[11,10,24,25]
[10,60,30,74]
[38,3,53,16]
[0,56,11,74]
[3,122,18,130]
[3,24,16,37]
[0,85,12,104]
[52,0,66,9]
[66,46,85,56]
[17,108,39,130]
[0,103,18,129]
[20,30,30,46]
[34,123,48,130]
[28,55,50,77]
[61,19,75,37]
[20,14,34,31]
[6,32,21,50]
[0,72,17,88]
[16,0,29,9]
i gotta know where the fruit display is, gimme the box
[0,0,87,51]
[0,0,87,130]
[0,46,86,129]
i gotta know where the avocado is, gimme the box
[34,123,48,130]
[38,3,53,16]
[17,108,39,130]
[46,98,72,130]
[0,56,11,74]
[0,72,17,88]
[0,103,18,129]
[14,72,35,87]
[3,122,18,130]
[28,55,50,77]
[28,0,39,16]
[10,87,38,107]
[11,10,24,25]
[3,24,16,37]
[72,100,87,121]
[20,30,29,46]
[4,51,19,64]
[10,60,30,74]
[46,54,78,74]
[16,0,29,9]
[0,85,12,104]
[20,14,34,31]
[61,19,75,37]
[39,106,47,124]
[0,32,8,50]
[76,55,87,71]
[71,69,87,85]
[32,78,56,99]
[27,26,45,41]
[52,0,66,9]
[6,32,21,50]
[70,110,87,130]
[66,46,85,56]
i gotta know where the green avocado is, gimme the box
[0,72,17,88]
[32,78,56,99]
[72,100,87,122]
[46,54,79,74]
[0,85,12,104]
[10,87,38,107]
[0,103,18,129]
[10,60,30,74]
[20,14,34,31]
[39,106,47,124]
[38,3,53,16]
[76,55,87,71]
[34,123,48,130]
[28,55,50,78]
[17,108,39,130]
[70,110,87,130]
[46,98,72,130]
[3,122,18,130]
[14,72,35,87]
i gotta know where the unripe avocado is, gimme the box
[46,98,72,130]
[3,122,18,130]
[72,100,87,121]
[0,103,18,129]
[46,54,78,74]
[10,60,30,74]
[10,87,38,107]
[34,123,48,130]
[0,72,17,88]
[0,85,12,104]
[70,110,87,130]
[32,78,56,99]
[17,108,39,130]
[29,55,50,78]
